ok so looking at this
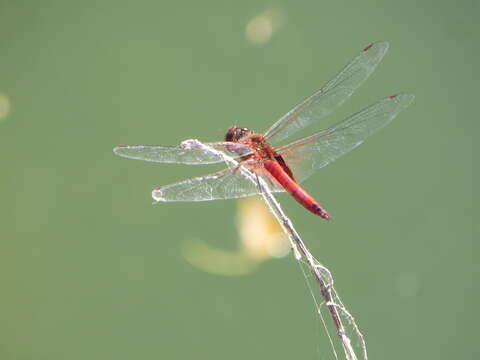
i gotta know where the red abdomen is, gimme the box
[263,160,331,220]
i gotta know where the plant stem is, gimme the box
[181,139,366,360]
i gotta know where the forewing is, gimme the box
[113,142,252,165]
[152,167,286,202]
[277,94,415,182]
[264,42,389,144]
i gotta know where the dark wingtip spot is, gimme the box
[363,43,373,51]
[389,94,399,99]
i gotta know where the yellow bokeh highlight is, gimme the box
[182,197,289,276]
[245,9,286,46]
[0,94,11,121]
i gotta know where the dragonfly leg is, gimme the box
[253,172,263,193]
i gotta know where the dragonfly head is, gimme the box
[225,127,253,142]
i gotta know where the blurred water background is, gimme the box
[0,1,476,359]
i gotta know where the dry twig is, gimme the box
[182,139,367,360]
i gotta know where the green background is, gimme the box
[0,0,476,359]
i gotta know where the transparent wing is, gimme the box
[277,94,415,182]
[113,142,252,165]
[264,41,389,144]
[152,167,286,202]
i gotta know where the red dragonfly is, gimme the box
[114,42,414,220]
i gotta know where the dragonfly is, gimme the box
[114,41,414,220]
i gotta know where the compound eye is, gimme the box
[225,127,251,142]
[239,128,252,139]
[225,128,236,142]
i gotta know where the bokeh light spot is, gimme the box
[395,272,421,298]
[0,94,11,121]
[245,9,286,46]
